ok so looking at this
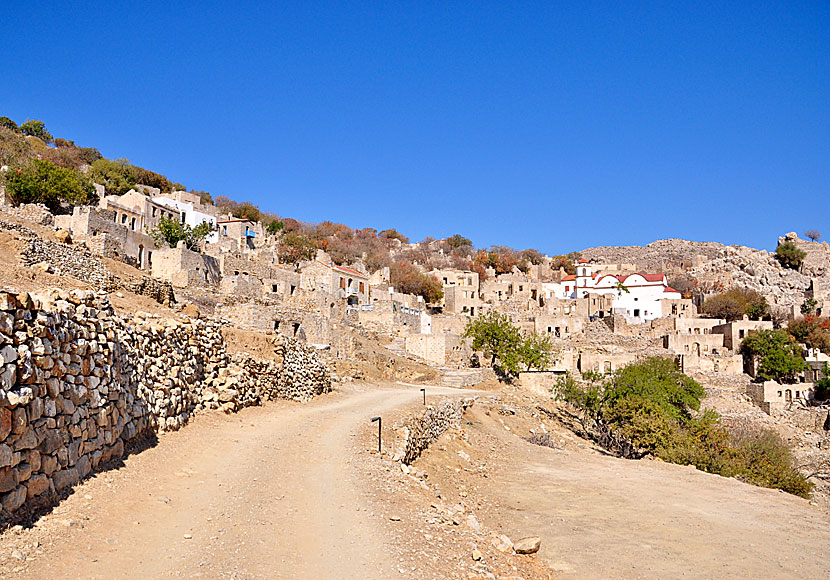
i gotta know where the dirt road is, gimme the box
[7,384,461,580]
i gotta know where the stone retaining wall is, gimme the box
[0,288,331,519]
[399,397,475,465]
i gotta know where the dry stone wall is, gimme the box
[398,397,475,465]
[0,288,331,520]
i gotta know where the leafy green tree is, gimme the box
[149,215,213,251]
[741,329,806,383]
[516,331,556,371]
[19,119,52,143]
[128,165,172,192]
[775,241,807,270]
[232,202,261,222]
[4,159,96,212]
[463,312,523,371]
[801,298,818,315]
[89,158,136,195]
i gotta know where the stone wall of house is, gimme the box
[21,236,121,292]
[0,288,331,520]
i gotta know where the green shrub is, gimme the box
[89,158,136,195]
[4,159,96,212]
[775,241,807,270]
[556,358,812,497]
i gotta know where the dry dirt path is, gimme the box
[7,383,464,580]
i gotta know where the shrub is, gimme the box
[703,288,768,321]
[0,117,19,132]
[379,229,409,244]
[89,158,136,195]
[4,159,96,212]
[557,359,812,497]
[19,119,52,143]
[775,241,806,270]
[0,126,35,167]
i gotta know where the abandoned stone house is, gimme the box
[747,380,816,415]
[99,189,180,234]
[151,244,220,288]
[711,319,774,351]
[216,218,262,251]
[54,206,156,270]
[301,260,370,305]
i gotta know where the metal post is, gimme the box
[420,388,426,405]
[370,416,381,453]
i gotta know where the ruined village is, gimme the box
[0,151,828,578]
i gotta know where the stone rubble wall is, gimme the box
[399,397,475,465]
[21,236,121,292]
[0,288,331,519]
[0,203,54,227]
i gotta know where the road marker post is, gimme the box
[370,416,382,454]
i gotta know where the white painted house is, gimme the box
[153,196,219,244]
[552,260,680,322]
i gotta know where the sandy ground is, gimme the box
[416,391,830,580]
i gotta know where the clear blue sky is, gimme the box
[3,2,828,253]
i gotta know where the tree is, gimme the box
[379,229,409,244]
[266,219,285,234]
[233,202,261,222]
[703,288,768,321]
[389,263,443,303]
[128,165,172,192]
[278,232,317,266]
[804,230,821,242]
[516,331,556,371]
[741,329,806,383]
[191,190,213,205]
[788,315,830,354]
[0,117,19,132]
[4,159,96,212]
[446,234,473,250]
[775,241,806,270]
[148,215,213,251]
[463,312,522,371]
[19,119,52,143]
[89,158,136,195]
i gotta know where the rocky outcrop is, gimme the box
[581,239,725,271]
[778,232,830,278]
[690,244,811,316]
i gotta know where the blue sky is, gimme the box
[2,2,828,253]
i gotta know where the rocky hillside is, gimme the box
[580,239,725,271]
